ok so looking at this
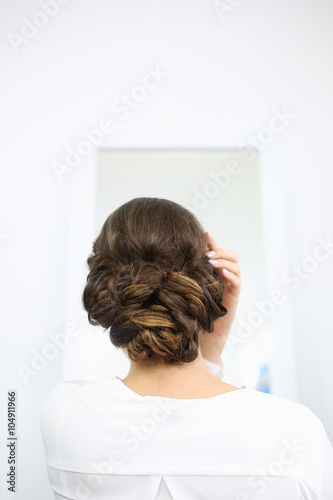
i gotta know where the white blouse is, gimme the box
[40,358,333,499]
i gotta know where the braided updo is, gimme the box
[82,198,228,366]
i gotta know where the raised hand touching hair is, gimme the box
[199,232,241,365]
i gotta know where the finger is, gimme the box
[208,258,240,277]
[206,248,239,263]
[220,269,241,291]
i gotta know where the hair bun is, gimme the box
[82,197,228,365]
[83,256,227,365]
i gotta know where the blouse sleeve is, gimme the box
[318,421,333,498]
[202,357,224,380]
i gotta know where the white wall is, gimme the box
[1,1,333,498]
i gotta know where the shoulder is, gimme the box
[41,379,94,404]
[40,377,123,415]
[236,388,328,455]
[241,387,323,426]
[40,379,103,425]
[240,390,333,493]
[40,378,116,452]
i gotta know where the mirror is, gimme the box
[63,148,275,392]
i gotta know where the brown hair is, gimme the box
[82,197,227,366]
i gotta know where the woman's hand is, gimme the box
[199,232,241,364]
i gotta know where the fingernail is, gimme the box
[208,259,218,265]
[206,250,216,257]
[222,268,230,274]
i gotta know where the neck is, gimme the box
[123,346,217,383]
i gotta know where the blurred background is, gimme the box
[1,1,333,498]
